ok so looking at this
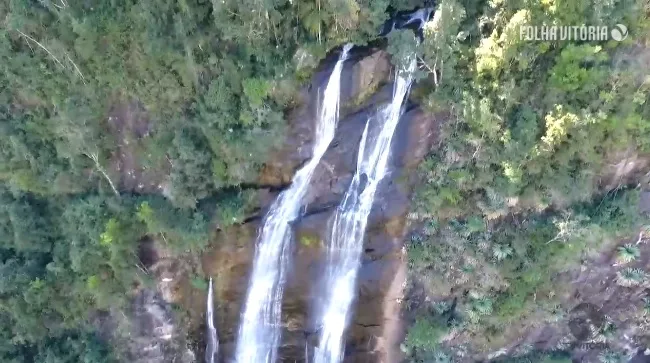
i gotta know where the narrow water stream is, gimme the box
[205,278,218,363]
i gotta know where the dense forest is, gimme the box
[402,0,650,362]
[1,0,649,361]
[0,0,409,360]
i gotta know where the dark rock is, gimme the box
[340,49,392,112]
[138,237,161,268]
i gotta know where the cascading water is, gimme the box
[313,58,416,363]
[235,43,353,363]
[379,7,434,41]
[205,278,218,363]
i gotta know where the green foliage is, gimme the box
[242,78,271,108]
[492,244,513,261]
[407,0,650,356]
[0,189,143,360]
[426,350,453,363]
[213,189,254,228]
[403,299,457,362]
[167,128,214,208]
[616,244,641,264]
[1,0,399,204]
[403,317,449,355]
[641,297,650,319]
[465,216,486,234]
[408,187,645,354]
[0,327,114,363]
[616,267,646,287]
[0,0,401,355]
[386,29,419,72]
[548,45,608,96]
[599,321,618,339]
[412,0,650,218]
[137,197,210,252]
[466,294,494,322]
[190,276,208,291]
[598,350,625,363]
[419,0,466,100]
[299,233,321,247]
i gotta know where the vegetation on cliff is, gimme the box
[1,0,649,361]
[402,0,650,361]
[0,0,401,360]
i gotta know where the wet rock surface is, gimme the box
[188,47,445,363]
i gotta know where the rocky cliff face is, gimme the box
[138,46,446,363]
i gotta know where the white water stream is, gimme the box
[205,278,218,363]
[313,59,416,363]
[234,44,353,363]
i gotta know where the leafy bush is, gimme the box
[136,198,211,252]
[598,350,625,363]
[616,267,646,287]
[616,244,641,264]
[190,276,209,291]
[404,317,448,352]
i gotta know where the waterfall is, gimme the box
[205,278,218,363]
[379,7,434,41]
[313,59,416,363]
[235,43,353,363]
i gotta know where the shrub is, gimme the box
[616,244,641,264]
[616,268,646,287]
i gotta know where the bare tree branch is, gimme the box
[16,30,64,69]
[418,55,439,86]
[85,152,120,197]
[65,52,87,84]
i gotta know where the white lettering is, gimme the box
[588,26,595,40]
[600,26,608,40]
[560,26,568,40]
[549,26,557,40]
